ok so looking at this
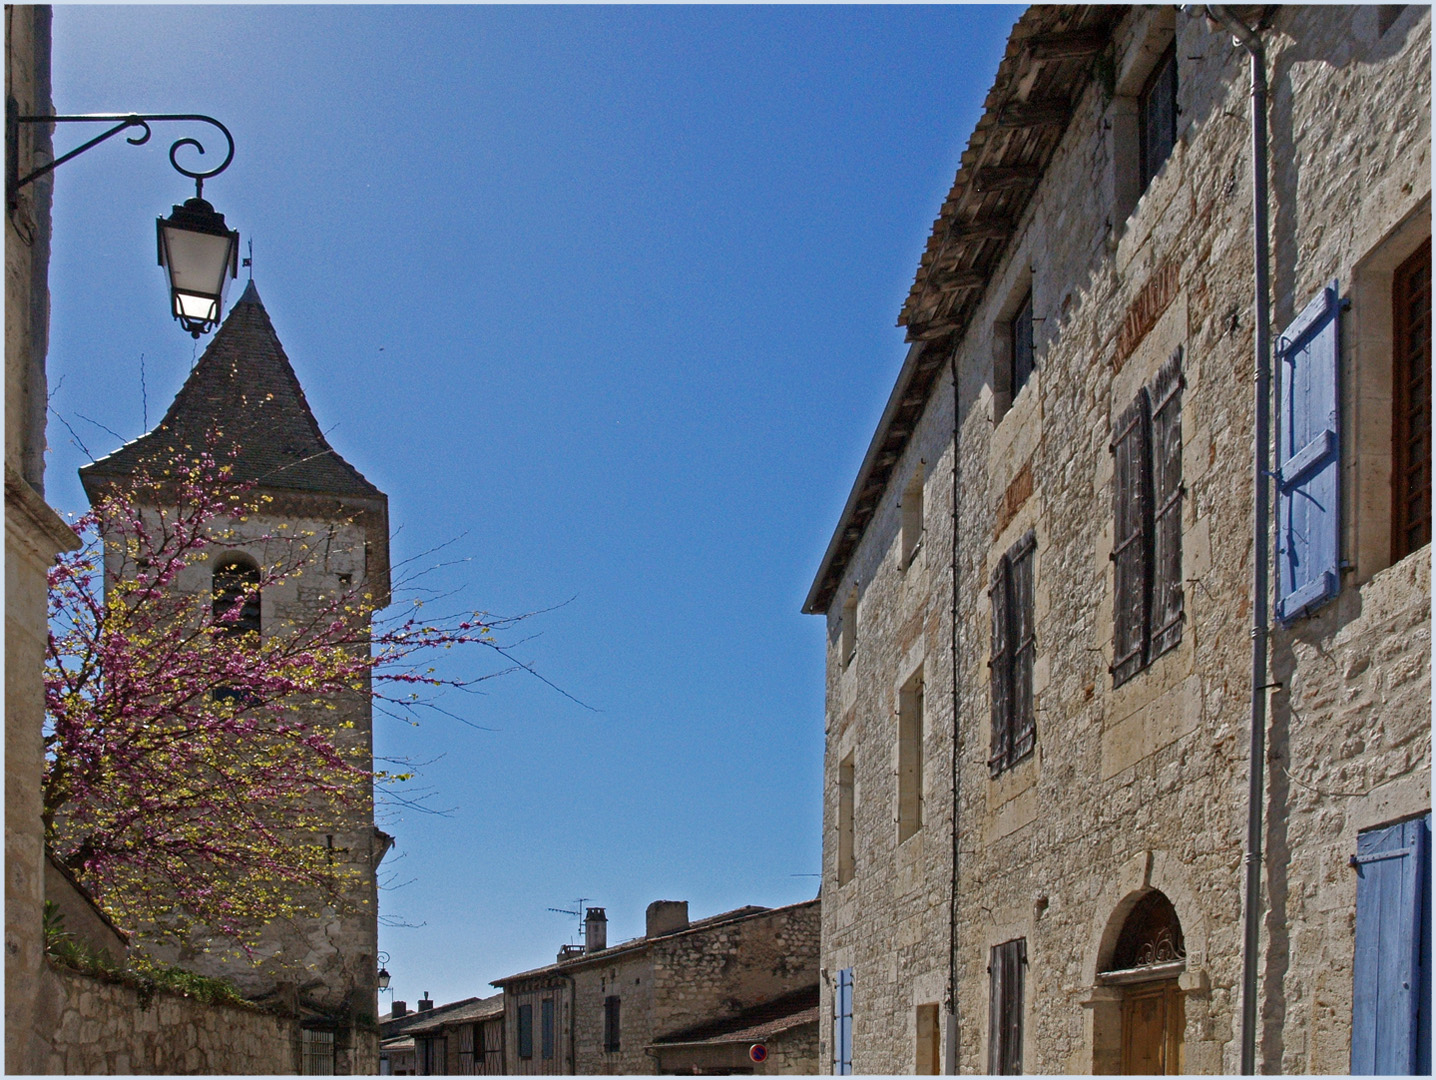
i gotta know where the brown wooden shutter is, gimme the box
[1393,238,1432,560]
[987,943,1006,1075]
[1009,532,1037,765]
[1110,392,1152,685]
[988,939,1026,1074]
[1149,347,1184,658]
[988,558,1012,777]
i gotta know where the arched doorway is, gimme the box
[1099,890,1185,1074]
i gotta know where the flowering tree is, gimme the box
[45,444,528,950]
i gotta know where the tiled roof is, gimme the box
[805,5,1123,615]
[400,993,505,1034]
[80,280,384,501]
[380,996,481,1039]
[650,985,820,1046]
[492,901,808,987]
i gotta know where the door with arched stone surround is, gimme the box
[1097,890,1187,1074]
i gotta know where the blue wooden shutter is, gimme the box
[1276,281,1342,621]
[834,968,854,1074]
[1352,813,1430,1074]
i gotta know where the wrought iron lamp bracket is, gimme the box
[6,105,235,210]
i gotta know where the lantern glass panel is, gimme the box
[161,225,235,301]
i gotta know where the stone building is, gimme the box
[78,280,393,1073]
[493,897,820,1074]
[381,992,507,1075]
[805,5,1429,1075]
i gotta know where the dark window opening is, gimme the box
[989,531,1036,777]
[988,938,1026,1075]
[1393,238,1431,561]
[1107,890,1186,972]
[1138,44,1178,195]
[213,556,261,637]
[518,1003,533,1060]
[541,998,554,1060]
[1011,290,1035,400]
[604,996,621,1054]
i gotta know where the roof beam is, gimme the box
[944,217,1015,243]
[996,98,1072,129]
[934,271,988,295]
[1027,27,1109,60]
[973,165,1042,192]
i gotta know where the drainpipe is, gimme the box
[944,341,962,1074]
[1206,6,1272,1074]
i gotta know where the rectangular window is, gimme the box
[1392,239,1431,560]
[458,1024,477,1075]
[541,997,554,1060]
[989,531,1036,776]
[603,995,621,1053]
[841,591,858,666]
[897,670,924,843]
[988,939,1026,1075]
[1352,813,1431,1074]
[1138,43,1177,194]
[837,751,855,885]
[915,1003,940,1075]
[834,968,854,1075]
[901,472,925,568]
[1111,347,1184,684]
[1011,290,1035,400]
[518,1002,533,1060]
[301,1028,336,1076]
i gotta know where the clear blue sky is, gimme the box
[46,4,1019,1007]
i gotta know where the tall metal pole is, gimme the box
[1208,7,1273,1073]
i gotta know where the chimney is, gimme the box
[417,992,434,1013]
[391,1001,407,1018]
[646,900,689,938]
[585,907,608,952]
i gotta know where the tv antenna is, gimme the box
[547,897,593,944]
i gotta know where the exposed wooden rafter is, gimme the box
[996,98,1072,129]
[1027,26,1109,60]
[973,165,1043,192]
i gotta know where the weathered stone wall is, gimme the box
[817,5,1429,1075]
[571,949,657,1074]
[32,961,299,1074]
[650,900,820,1038]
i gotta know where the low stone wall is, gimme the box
[32,962,298,1074]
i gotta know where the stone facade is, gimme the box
[77,284,391,1074]
[808,5,1429,1075]
[494,898,820,1074]
[33,961,300,1074]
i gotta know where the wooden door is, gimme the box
[1121,981,1183,1074]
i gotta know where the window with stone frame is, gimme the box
[989,530,1036,776]
[987,938,1026,1075]
[837,751,856,885]
[897,669,924,843]
[1010,290,1035,401]
[1110,348,1184,686]
[1392,238,1431,561]
[1138,42,1177,196]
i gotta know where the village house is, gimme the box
[493,898,820,1075]
[805,4,1429,1075]
[379,992,507,1075]
[77,281,394,1073]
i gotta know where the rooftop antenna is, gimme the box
[546,897,593,945]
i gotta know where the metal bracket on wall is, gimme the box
[6,103,234,211]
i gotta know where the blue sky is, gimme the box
[46,4,1019,1006]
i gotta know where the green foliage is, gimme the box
[43,902,257,1012]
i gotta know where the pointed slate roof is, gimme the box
[81,281,383,501]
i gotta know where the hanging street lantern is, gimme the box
[157,195,239,337]
[6,109,238,337]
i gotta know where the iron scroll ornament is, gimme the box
[6,110,235,208]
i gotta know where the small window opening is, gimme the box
[901,471,926,568]
[897,670,925,843]
[213,556,261,638]
[1011,290,1035,401]
[837,752,856,886]
[1138,44,1178,195]
[841,591,859,667]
